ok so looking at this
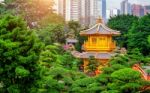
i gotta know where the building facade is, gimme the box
[65,0,81,21]
[53,0,107,26]
[106,9,111,20]
[80,0,91,27]
[98,0,106,22]
[53,0,66,17]
[106,9,120,21]
[90,0,106,25]
[121,0,132,15]
[53,0,90,26]
[132,4,144,17]
[112,9,120,17]
[144,5,150,15]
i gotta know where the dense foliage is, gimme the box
[36,24,66,45]
[108,14,150,56]
[107,15,138,48]
[127,14,150,56]
[2,0,64,28]
[0,15,42,92]
[68,20,81,38]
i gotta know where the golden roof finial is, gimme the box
[96,16,103,24]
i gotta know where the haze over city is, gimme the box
[107,0,150,9]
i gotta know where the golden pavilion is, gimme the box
[72,18,120,72]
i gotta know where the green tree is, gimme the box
[39,45,60,68]
[107,15,138,48]
[36,24,66,45]
[0,15,42,92]
[148,35,150,44]
[127,48,147,65]
[127,14,150,55]
[4,0,64,28]
[58,52,80,70]
[34,65,87,93]
[39,13,65,27]
[0,2,7,14]
[75,26,89,52]
[39,44,80,70]
[109,54,129,67]
[75,35,87,52]
[68,20,81,38]
[110,68,143,93]
[34,43,85,92]
[34,67,68,93]
[86,56,100,76]
[71,77,100,93]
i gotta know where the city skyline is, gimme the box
[53,0,150,25]
[107,0,150,9]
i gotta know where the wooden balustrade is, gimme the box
[83,41,116,51]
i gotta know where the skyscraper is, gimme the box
[144,5,150,14]
[99,0,106,22]
[53,0,66,17]
[106,9,111,20]
[80,0,91,27]
[132,4,144,17]
[112,9,120,17]
[106,9,120,21]
[90,0,106,25]
[53,0,107,26]
[121,0,132,15]
[65,0,81,21]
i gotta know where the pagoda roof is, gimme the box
[80,23,120,36]
[72,51,113,59]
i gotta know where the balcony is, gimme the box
[83,41,116,52]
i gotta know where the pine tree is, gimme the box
[0,14,43,92]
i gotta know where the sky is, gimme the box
[107,0,150,9]
[0,0,150,10]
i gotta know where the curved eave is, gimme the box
[80,23,121,36]
[80,32,121,36]
[80,24,98,36]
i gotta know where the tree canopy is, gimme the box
[127,14,150,55]
[0,15,42,92]
[107,15,138,48]
[36,23,66,45]
[3,0,64,28]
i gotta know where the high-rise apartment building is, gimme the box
[90,0,106,25]
[53,0,106,26]
[99,0,106,22]
[65,0,81,21]
[54,0,90,26]
[106,9,120,21]
[53,0,66,17]
[80,0,91,27]
[132,4,144,17]
[144,5,150,15]
[106,9,111,20]
[121,0,132,15]
[112,9,120,16]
